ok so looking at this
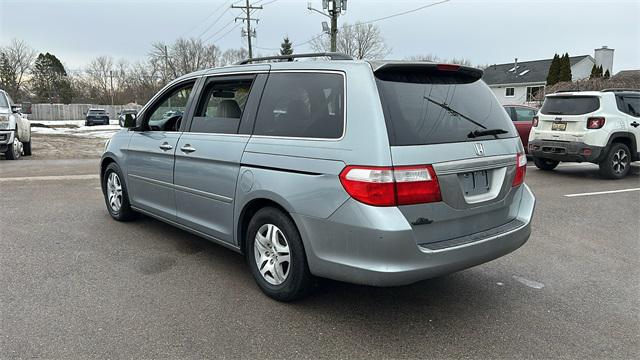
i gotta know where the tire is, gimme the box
[4,135,22,160]
[598,143,631,179]
[23,139,32,156]
[533,157,559,171]
[246,207,314,301]
[102,163,137,221]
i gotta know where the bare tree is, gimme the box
[311,22,391,60]
[406,54,473,67]
[84,56,114,104]
[149,38,221,81]
[219,48,249,66]
[0,39,37,100]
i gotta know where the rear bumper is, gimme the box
[294,184,535,286]
[528,139,604,163]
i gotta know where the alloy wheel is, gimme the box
[254,223,291,285]
[107,172,123,212]
[612,149,629,174]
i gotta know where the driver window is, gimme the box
[146,82,194,131]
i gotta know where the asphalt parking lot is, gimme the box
[1,158,638,358]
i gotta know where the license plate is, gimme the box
[552,122,567,131]
[461,170,489,195]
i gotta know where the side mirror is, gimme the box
[122,113,137,128]
[11,105,21,113]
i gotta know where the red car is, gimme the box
[503,105,538,152]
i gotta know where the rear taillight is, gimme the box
[339,165,441,206]
[512,153,527,187]
[587,117,605,129]
[532,116,539,127]
[436,64,460,72]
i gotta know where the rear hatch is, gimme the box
[374,63,525,247]
[535,95,601,141]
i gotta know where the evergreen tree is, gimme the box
[604,69,610,79]
[280,37,293,56]
[546,53,560,85]
[32,53,72,103]
[590,64,598,79]
[558,53,572,82]
[597,65,604,77]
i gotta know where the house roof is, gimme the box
[483,55,591,86]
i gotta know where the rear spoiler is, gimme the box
[372,62,483,84]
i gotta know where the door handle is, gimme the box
[631,121,639,128]
[159,142,173,151]
[180,144,196,153]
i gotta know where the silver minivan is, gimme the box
[101,53,535,301]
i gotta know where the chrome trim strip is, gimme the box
[128,174,233,203]
[131,206,241,252]
[418,219,529,254]
[434,154,516,175]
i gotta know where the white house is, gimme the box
[483,46,615,106]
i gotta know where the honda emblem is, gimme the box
[474,143,485,156]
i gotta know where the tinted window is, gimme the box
[376,75,516,146]
[0,94,8,107]
[515,107,536,122]
[88,110,106,115]
[253,73,344,139]
[540,96,600,115]
[617,96,640,117]
[191,78,254,134]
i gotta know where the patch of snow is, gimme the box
[31,119,121,139]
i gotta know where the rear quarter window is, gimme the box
[540,96,600,115]
[253,72,344,139]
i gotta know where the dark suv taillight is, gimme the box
[339,165,441,206]
[587,117,605,129]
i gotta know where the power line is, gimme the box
[203,18,237,43]
[181,0,233,38]
[196,4,234,40]
[211,23,243,44]
[298,0,451,50]
[231,0,263,58]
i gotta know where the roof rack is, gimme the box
[601,88,640,92]
[236,52,353,65]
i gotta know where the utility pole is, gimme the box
[308,0,347,52]
[232,0,263,59]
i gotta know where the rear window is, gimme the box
[376,72,516,146]
[540,96,600,115]
[253,72,344,139]
[88,110,106,115]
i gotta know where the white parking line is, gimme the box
[0,174,99,182]
[564,188,640,197]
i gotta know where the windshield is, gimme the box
[540,96,600,115]
[0,94,8,108]
[376,75,516,146]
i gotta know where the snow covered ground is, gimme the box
[31,120,121,139]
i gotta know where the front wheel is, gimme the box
[599,143,631,179]
[4,136,22,160]
[102,163,137,221]
[533,157,559,171]
[246,207,314,301]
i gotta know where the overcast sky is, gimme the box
[1,0,639,72]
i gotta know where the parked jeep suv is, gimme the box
[85,108,110,126]
[101,53,535,301]
[529,89,640,178]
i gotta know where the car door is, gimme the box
[618,95,640,154]
[125,79,198,221]
[513,106,537,150]
[173,71,268,244]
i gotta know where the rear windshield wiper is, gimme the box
[467,128,509,138]
[423,95,487,130]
